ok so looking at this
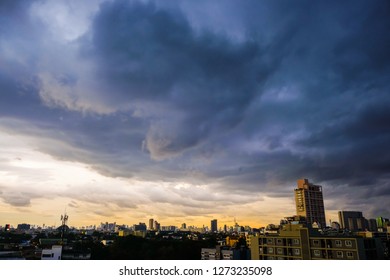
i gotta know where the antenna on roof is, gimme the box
[60,210,69,242]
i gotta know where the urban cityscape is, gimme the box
[1,0,390,266]
[1,179,389,260]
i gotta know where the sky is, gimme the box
[0,0,390,228]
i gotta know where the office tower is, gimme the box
[338,211,366,231]
[211,219,218,233]
[149,219,154,230]
[154,220,160,231]
[294,179,326,228]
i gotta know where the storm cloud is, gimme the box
[1,0,390,223]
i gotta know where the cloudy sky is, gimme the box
[1,0,389,228]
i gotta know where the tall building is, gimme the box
[149,219,154,230]
[211,219,218,233]
[294,179,326,228]
[338,211,366,231]
[154,221,160,231]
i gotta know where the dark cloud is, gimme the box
[1,0,390,219]
[84,0,271,159]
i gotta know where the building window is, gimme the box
[292,239,300,245]
[276,239,283,245]
[346,252,354,259]
[335,240,342,247]
[259,238,264,245]
[336,251,343,258]
[267,238,274,245]
[312,240,320,246]
[277,248,284,255]
[293,248,300,256]
[268,247,274,254]
[345,240,353,247]
[313,250,321,257]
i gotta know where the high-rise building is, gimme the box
[338,211,366,231]
[211,219,218,233]
[294,179,326,228]
[154,221,160,231]
[149,219,154,230]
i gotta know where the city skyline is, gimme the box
[1,0,390,227]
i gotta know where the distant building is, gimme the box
[294,179,326,228]
[17,224,31,231]
[154,221,161,231]
[161,226,176,231]
[211,219,218,233]
[4,224,10,232]
[100,222,116,232]
[133,223,147,231]
[338,211,366,231]
[149,219,154,230]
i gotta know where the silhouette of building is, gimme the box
[294,179,326,228]
[154,221,160,231]
[211,219,218,233]
[338,211,366,231]
[17,224,31,231]
[149,219,154,230]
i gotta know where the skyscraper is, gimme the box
[153,220,160,231]
[294,179,326,228]
[211,219,218,233]
[148,219,154,230]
